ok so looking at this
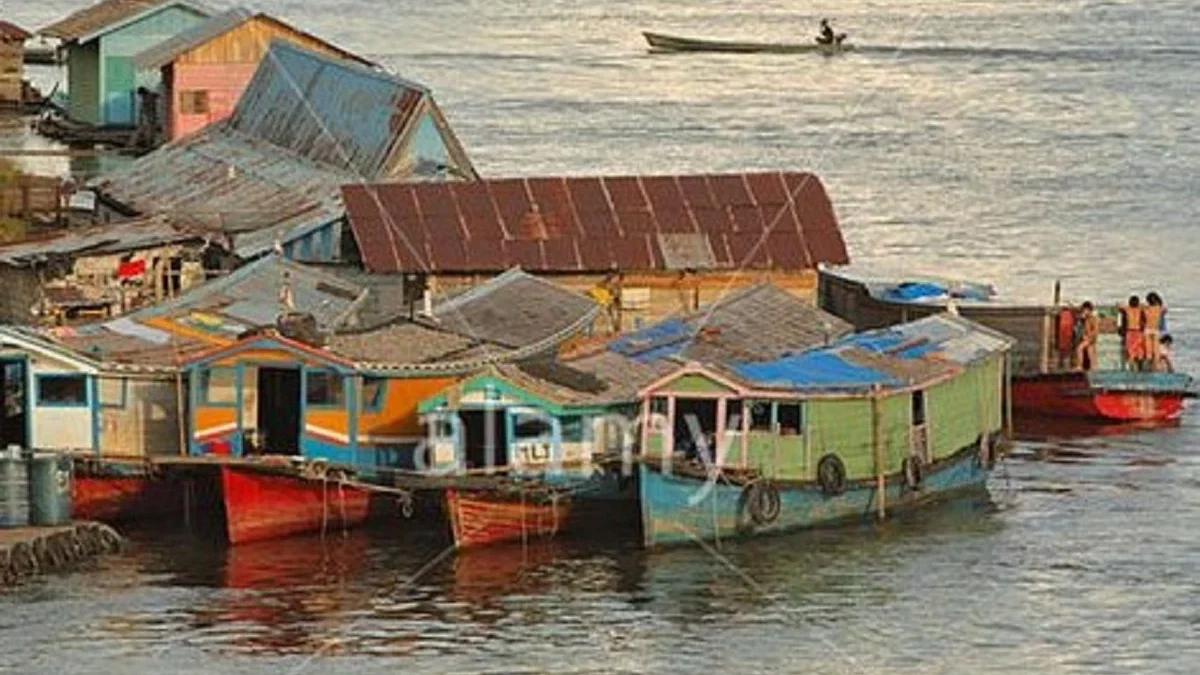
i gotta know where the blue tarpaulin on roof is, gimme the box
[883,281,947,302]
[609,318,693,362]
[731,351,899,390]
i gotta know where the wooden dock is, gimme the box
[0,521,123,586]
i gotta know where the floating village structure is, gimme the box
[131,7,373,142]
[38,0,213,126]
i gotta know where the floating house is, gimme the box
[39,0,213,126]
[637,314,1014,548]
[0,216,228,325]
[0,21,30,105]
[341,171,849,328]
[90,39,476,257]
[132,7,372,142]
[422,282,852,548]
[179,269,600,544]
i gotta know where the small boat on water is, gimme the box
[643,31,854,55]
[637,314,1012,548]
[818,268,1196,423]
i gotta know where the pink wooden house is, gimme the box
[132,7,372,141]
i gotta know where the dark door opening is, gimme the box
[0,359,28,449]
[674,398,718,462]
[460,408,508,471]
[257,367,301,455]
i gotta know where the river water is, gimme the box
[2,1,1199,672]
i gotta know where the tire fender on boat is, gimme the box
[743,481,782,525]
[817,453,847,496]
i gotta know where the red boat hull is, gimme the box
[72,475,180,522]
[446,489,572,548]
[1013,375,1188,422]
[220,466,370,545]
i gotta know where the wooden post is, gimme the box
[174,335,186,457]
[871,385,885,520]
[740,401,750,469]
[714,397,726,466]
[1039,312,1052,374]
[1004,353,1014,440]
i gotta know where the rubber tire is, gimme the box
[744,481,782,525]
[817,454,847,496]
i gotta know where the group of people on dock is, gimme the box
[1067,292,1173,373]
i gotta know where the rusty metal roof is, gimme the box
[93,41,470,238]
[131,8,372,71]
[39,0,210,42]
[342,172,849,274]
[0,21,31,41]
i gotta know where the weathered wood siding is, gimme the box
[0,40,22,103]
[98,376,184,457]
[0,267,44,325]
[67,41,101,124]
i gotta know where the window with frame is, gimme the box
[179,90,209,115]
[749,401,773,431]
[361,376,387,412]
[560,415,586,443]
[200,367,236,405]
[725,399,744,431]
[37,374,87,407]
[777,402,802,436]
[513,413,553,439]
[306,370,346,407]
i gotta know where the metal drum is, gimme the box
[0,447,29,528]
[28,453,72,526]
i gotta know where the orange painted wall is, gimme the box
[358,375,458,439]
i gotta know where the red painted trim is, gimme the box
[1013,374,1188,422]
[220,466,370,544]
[72,476,179,522]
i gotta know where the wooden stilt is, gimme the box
[871,385,885,520]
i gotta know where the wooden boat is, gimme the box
[637,314,1012,547]
[71,458,180,522]
[446,488,571,548]
[220,465,370,545]
[818,268,1195,423]
[643,31,854,55]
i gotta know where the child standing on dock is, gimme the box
[1143,292,1166,369]
[1119,296,1145,371]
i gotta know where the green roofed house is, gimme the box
[39,0,213,126]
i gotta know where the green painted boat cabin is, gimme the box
[639,314,1013,484]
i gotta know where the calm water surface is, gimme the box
[2,0,1199,672]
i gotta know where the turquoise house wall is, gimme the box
[66,41,101,124]
[97,5,209,125]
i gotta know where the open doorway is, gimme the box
[257,367,301,455]
[460,408,508,471]
[0,359,28,449]
[674,398,718,462]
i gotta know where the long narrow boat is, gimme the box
[636,314,1012,548]
[643,31,854,55]
[818,267,1195,422]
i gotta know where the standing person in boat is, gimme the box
[1119,295,1145,371]
[1143,292,1166,369]
[1075,302,1100,371]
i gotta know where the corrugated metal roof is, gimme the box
[40,0,210,42]
[342,172,849,274]
[610,284,851,364]
[730,314,1013,392]
[0,216,201,266]
[91,124,351,235]
[227,40,424,179]
[131,8,372,71]
[0,20,32,41]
